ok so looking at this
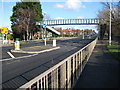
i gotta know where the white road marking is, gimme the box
[1,47,60,62]
[0,53,38,62]
[7,52,15,58]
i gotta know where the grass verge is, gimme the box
[107,44,120,61]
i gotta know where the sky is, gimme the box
[0,0,113,32]
[41,1,103,31]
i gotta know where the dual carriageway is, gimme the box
[1,35,97,89]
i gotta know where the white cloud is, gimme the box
[54,17,64,19]
[55,4,64,8]
[77,16,84,19]
[65,0,81,10]
[55,0,86,11]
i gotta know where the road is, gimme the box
[2,36,97,89]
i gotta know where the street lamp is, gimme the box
[109,0,112,45]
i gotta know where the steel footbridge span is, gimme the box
[36,18,105,26]
[36,18,105,36]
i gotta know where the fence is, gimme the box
[18,38,98,90]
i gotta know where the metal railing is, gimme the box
[36,18,107,26]
[36,19,100,26]
[18,38,98,90]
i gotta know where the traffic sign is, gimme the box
[43,24,46,28]
[1,27,8,34]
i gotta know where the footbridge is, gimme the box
[38,18,104,26]
[36,18,105,36]
[37,18,105,26]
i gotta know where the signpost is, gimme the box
[1,27,8,34]
[43,24,46,29]
[1,27,8,44]
[43,24,46,46]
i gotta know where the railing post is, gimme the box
[37,81,39,89]
[67,58,71,88]
[60,62,66,88]
[79,52,81,75]
[80,51,83,72]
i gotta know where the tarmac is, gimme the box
[74,40,120,88]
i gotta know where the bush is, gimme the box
[0,33,2,37]
[7,34,13,40]
[34,36,38,39]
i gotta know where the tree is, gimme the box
[97,2,120,39]
[7,34,13,40]
[10,0,43,41]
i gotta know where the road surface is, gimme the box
[2,36,97,89]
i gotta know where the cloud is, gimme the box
[55,4,64,8]
[54,17,64,19]
[55,0,86,11]
[77,16,84,19]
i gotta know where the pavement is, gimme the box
[74,40,120,88]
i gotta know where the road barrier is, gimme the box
[18,38,98,89]
[14,38,20,50]
[53,39,56,47]
[14,41,20,50]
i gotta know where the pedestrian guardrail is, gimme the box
[18,38,98,89]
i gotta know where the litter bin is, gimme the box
[14,38,20,50]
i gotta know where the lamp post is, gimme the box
[109,0,112,45]
[118,1,120,18]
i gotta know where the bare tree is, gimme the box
[97,2,120,38]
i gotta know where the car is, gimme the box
[86,34,92,39]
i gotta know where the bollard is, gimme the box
[14,38,20,50]
[53,39,56,47]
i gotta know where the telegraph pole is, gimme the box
[109,0,112,45]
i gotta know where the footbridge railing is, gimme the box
[36,18,106,26]
[18,38,98,89]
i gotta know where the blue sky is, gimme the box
[41,1,103,31]
[0,1,104,31]
[41,2,102,19]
